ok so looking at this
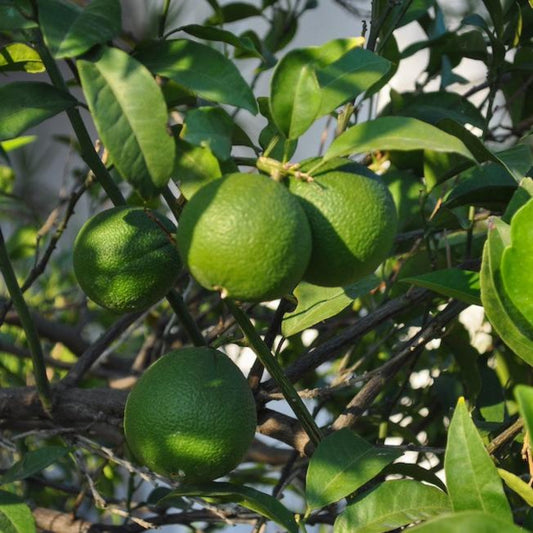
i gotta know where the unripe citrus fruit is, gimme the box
[176,173,312,302]
[288,167,398,287]
[123,347,257,482]
[73,206,181,313]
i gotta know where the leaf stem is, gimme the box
[0,227,52,411]
[166,289,207,347]
[224,299,322,447]
[158,0,172,38]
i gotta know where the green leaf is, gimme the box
[515,385,533,446]
[38,0,121,59]
[496,144,533,181]
[78,46,175,199]
[282,275,379,337]
[205,2,262,24]
[498,468,533,507]
[159,482,298,533]
[503,177,533,223]
[444,397,512,520]
[135,39,257,114]
[334,479,451,533]
[324,117,475,162]
[182,107,234,161]
[501,199,533,327]
[408,511,523,533]
[1,446,69,485]
[306,429,401,511]
[0,2,37,30]
[1,136,36,152]
[0,43,44,73]
[0,82,77,141]
[401,268,481,306]
[173,138,222,199]
[0,490,36,533]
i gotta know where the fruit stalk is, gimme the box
[224,299,322,447]
[0,227,52,411]
[166,289,207,347]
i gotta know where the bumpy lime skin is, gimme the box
[288,170,398,287]
[73,206,181,313]
[176,173,312,302]
[123,347,257,483]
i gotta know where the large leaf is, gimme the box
[282,275,379,337]
[0,43,44,73]
[501,199,533,326]
[334,479,450,533]
[306,429,401,511]
[0,446,69,485]
[401,268,481,306]
[498,468,533,507]
[159,482,298,533]
[135,39,257,114]
[78,46,175,199]
[444,398,512,520]
[0,491,35,533]
[0,82,77,141]
[409,511,523,533]
[324,117,475,162]
[38,0,121,58]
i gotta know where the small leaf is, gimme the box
[515,385,533,447]
[135,39,257,114]
[205,2,262,24]
[1,136,36,152]
[1,446,69,485]
[0,490,36,533]
[160,482,298,533]
[38,0,121,59]
[0,43,44,73]
[181,107,234,161]
[78,46,175,199]
[401,268,481,306]
[306,429,401,511]
[0,82,77,141]
[282,275,379,337]
[498,468,533,507]
[408,511,523,533]
[324,117,475,162]
[334,479,450,533]
[444,398,512,520]
[173,138,222,199]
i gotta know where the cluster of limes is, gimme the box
[71,159,397,482]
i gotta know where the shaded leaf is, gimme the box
[0,490,35,533]
[0,43,43,73]
[0,82,77,141]
[38,0,121,59]
[282,275,379,337]
[324,117,475,162]
[498,468,533,507]
[334,479,450,533]
[160,482,298,533]
[135,39,257,114]
[205,2,262,24]
[409,511,523,532]
[78,46,175,199]
[515,385,533,447]
[0,2,37,30]
[503,177,533,223]
[497,144,533,181]
[444,397,512,520]
[401,268,481,306]
[306,429,401,511]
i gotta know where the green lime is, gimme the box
[176,172,312,302]
[73,206,181,313]
[288,168,398,287]
[123,347,257,482]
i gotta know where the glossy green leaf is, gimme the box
[383,462,447,492]
[160,482,298,533]
[503,177,533,223]
[1,446,69,485]
[409,511,523,533]
[182,107,234,161]
[497,144,533,182]
[78,46,175,199]
[334,479,450,533]
[498,467,533,507]
[0,82,77,141]
[306,429,401,511]
[444,397,512,519]
[282,275,379,337]
[324,117,474,162]
[0,490,35,533]
[0,43,43,73]
[480,217,533,364]
[0,2,37,30]
[515,385,533,446]
[401,268,481,306]
[173,138,222,199]
[135,39,257,114]
[38,0,121,59]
